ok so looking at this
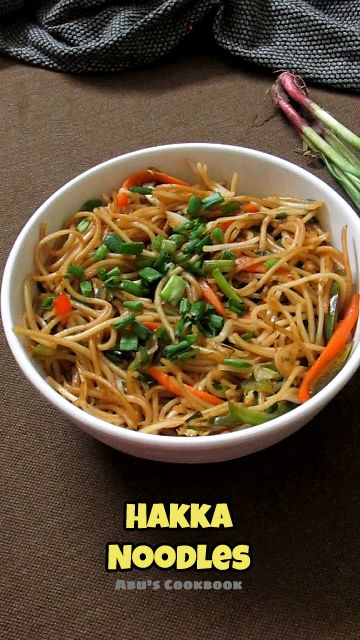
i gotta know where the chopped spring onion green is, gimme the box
[121,280,145,296]
[176,348,199,361]
[139,266,163,283]
[163,340,194,359]
[98,267,108,281]
[104,349,123,364]
[187,195,202,216]
[136,255,155,270]
[184,236,211,255]
[168,233,186,249]
[129,346,151,371]
[223,358,252,369]
[153,253,172,273]
[115,313,136,331]
[228,403,282,425]
[207,314,224,330]
[220,201,240,215]
[175,317,185,338]
[190,301,207,320]
[103,267,122,288]
[228,298,246,316]
[67,263,84,278]
[80,198,102,212]
[203,259,234,273]
[155,326,169,343]
[152,237,177,255]
[213,268,244,304]
[275,212,287,220]
[211,227,224,243]
[93,244,108,261]
[221,250,236,260]
[179,299,191,315]
[104,233,144,255]
[80,281,92,297]
[264,258,279,270]
[119,332,138,351]
[76,219,91,233]
[202,192,225,210]
[241,331,256,341]
[129,186,153,194]
[160,275,187,306]
[133,322,152,341]
[33,344,57,357]
[41,295,55,310]
[123,301,143,312]
[185,333,198,345]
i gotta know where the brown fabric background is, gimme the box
[1,50,359,639]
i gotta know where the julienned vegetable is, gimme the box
[273,71,360,209]
[147,367,222,406]
[298,294,360,402]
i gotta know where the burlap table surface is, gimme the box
[1,51,359,639]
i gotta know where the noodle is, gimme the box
[15,162,356,436]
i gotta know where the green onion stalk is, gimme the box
[272,72,360,209]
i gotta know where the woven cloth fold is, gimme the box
[0,0,359,89]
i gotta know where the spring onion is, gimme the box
[119,333,138,352]
[212,268,244,304]
[41,295,55,310]
[33,344,57,357]
[93,244,108,261]
[176,348,199,361]
[163,340,195,359]
[228,298,246,316]
[80,281,92,297]
[202,192,225,210]
[139,266,162,283]
[76,219,91,233]
[160,275,187,306]
[207,314,224,330]
[241,332,255,341]
[211,227,224,243]
[67,263,84,278]
[115,313,136,330]
[129,186,153,194]
[273,71,360,208]
[203,259,234,273]
[223,358,252,369]
[190,301,207,320]
[275,212,287,220]
[179,299,191,315]
[133,322,152,341]
[220,201,240,215]
[80,198,102,212]
[187,195,202,216]
[168,234,186,249]
[123,301,143,312]
[264,258,279,271]
[121,280,145,296]
[103,267,121,288]
[104,234,144,255]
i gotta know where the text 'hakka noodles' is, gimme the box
[16,162,359,436]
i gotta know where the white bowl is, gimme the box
[2,144,360,463]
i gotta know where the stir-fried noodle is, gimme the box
[16,162,356,435]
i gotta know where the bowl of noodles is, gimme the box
[2,143,360,463]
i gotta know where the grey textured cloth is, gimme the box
[0,1,359,90]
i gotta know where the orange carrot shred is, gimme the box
[199,280,228,318]
[298,293,360,402]
[147,366,223,406]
